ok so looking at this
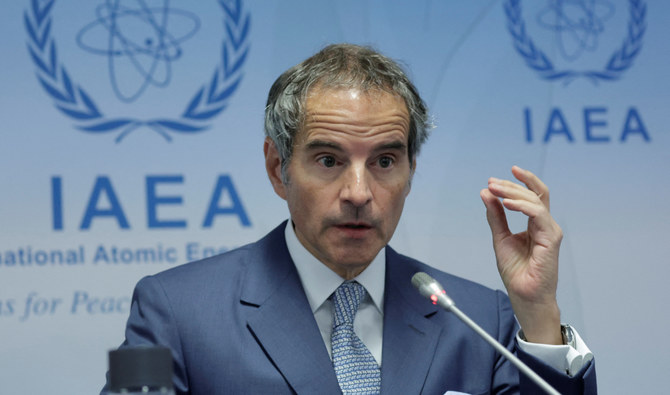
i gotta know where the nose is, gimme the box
[340,162,372,207]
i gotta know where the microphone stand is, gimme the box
[412,272,560,395]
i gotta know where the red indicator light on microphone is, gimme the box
[430,294,438,304]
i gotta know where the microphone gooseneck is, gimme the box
[411,272,560,395]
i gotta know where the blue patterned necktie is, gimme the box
[330,281,381,394]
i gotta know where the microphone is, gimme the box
[411,272,560,395]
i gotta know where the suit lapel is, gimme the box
[380,247,443,394]
[239,226,445,394]
[241,223,341,394]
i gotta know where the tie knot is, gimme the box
[331,282,366,327]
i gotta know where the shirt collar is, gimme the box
[284,220,385,315]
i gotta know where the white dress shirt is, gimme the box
[285,219,386,365]
[284,221,593,376]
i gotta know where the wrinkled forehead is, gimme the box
[294,86,411,152]
[303,84,408,114]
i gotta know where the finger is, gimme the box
[501,198,559,235]
[480,188,511,243]
[487,178,540,203]
[511,166,550,208]
[501,198,545,220]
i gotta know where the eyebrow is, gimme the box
[304,140,407,153]
[304,140,343,151]
[376,141,407,152]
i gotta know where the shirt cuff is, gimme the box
[516,324,594,376]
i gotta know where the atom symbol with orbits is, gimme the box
[537,0,615,62]
[76,0,200,102]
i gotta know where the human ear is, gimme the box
[264,137,287,200]
[405,158,416,197]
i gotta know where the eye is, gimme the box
[378,156,394,168]
[318,155,337,168]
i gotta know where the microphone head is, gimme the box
[411,272,436,290]
[411,272,455,310]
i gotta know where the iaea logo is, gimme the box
[504,0,646,84]
[24,0,251,142]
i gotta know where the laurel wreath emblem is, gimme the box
[25,0,250,142]
[504,0,646,84]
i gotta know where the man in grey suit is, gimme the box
[105,43,596,394]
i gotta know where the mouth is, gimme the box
[334,222,374,238]
[341,223,372,229]
[338,222,372,229]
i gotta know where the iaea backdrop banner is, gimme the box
[0,1,667,393]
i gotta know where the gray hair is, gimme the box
[264,43,431,180]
